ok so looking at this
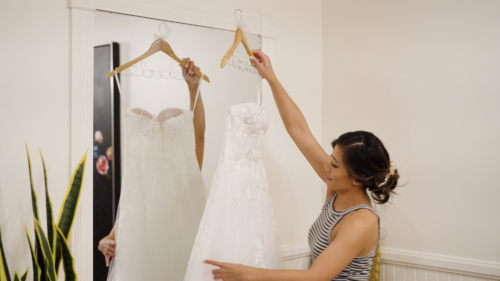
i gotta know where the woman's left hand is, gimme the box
[203,259,251,281]
[180,57,200,91]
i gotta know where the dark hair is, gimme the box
[331,131,399,204]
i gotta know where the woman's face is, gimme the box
[324,145,355,192]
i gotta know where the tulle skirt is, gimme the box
[184,164,283,281]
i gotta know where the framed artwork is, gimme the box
[93,42,121,281]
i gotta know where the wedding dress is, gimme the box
[184,102,283,281]
[107,71,206,281]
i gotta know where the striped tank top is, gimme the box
[308,193,380,281]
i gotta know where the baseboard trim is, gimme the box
[381,247,500,279]
[280,243,500,279]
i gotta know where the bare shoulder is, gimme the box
[339,209,379,237]
[328,208,379,258]
[350,208,378,222]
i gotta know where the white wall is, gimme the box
[0,0,323,279]
[322,0,500,275]
[0,0,71,280]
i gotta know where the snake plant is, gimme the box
[24,144,87,281]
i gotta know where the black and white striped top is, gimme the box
[308,193,379,281]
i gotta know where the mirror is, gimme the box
[93,11,261,281]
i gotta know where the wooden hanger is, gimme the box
[221,28,254,68]
[221,28,263,79]
[106,38,210,83]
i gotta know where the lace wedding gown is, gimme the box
[184,102,283,281]
[107,72,206,281]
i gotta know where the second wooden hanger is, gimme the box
[107,38,210,83]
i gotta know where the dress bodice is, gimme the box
[222,102,270,163]
[123,107,199,204]
[124,107,196,156]
[229,102,270,137]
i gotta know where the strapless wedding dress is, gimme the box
[184,102,283,281]
[107,67,208,281]
[107,108,206,281]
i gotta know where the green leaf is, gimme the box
[0,223,11,281]
[55,151,87,275]
[25,227,40,281]
[26,145,46,281]
[26,144,40,222]
[20,269,28,281]
[55,227,77,281]
[34,220,56,281]
[54,247,62,278]
[34,232,47,281]
[13,272,19,281]
[39,150,56,255]
[56,150,88,237]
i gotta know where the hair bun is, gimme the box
[330,131,400,205]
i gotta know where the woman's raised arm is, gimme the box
[181,58,205,170]
[250,50,330,182]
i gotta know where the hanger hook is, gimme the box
[233,9,243,25]
[158,21,171,38]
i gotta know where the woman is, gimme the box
[203,50,399,281]
[98,57,206,267]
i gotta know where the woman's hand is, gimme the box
[98,236,117,267]
[249,50,277,82]
[204,259,252,281]
[180,57,201,91]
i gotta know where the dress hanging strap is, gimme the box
[192,71,203,111]
[114,69,123,97]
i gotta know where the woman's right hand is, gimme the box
[249,49,277,82]
[98,236,117,267]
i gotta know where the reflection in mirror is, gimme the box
[93,11,261,281]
